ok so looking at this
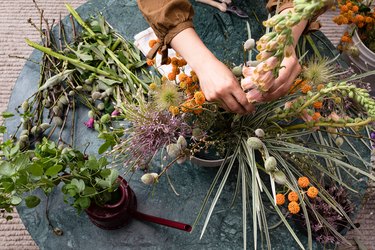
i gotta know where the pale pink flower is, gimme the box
[328,112,340,122]
[284,101,293,109]
[246,89,264,103]
[264,57,279,71]
[241,77,256,91]
[242,66,254,77]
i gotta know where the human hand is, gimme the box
[242,51,301,103]
[196,57,255,114]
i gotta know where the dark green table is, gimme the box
[6,0,366,249]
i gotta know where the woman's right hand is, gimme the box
[170,28,254,114]
[196,57,254,114]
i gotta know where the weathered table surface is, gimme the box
[6,0,369,249]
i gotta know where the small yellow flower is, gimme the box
[276,193,285,205]
[168,106,180,116]
[149,82,157,90]
[288,201,300,214]
[307,186,319,198]
[288,191,299,202]
[298,176,310,188]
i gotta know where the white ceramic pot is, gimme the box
[342,30,375,93]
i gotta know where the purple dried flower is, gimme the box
[84,117,95,129]
[111,109,120,117]
[123,108,191,168]
[295,185,355,246]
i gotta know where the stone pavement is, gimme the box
[0,1,373,249]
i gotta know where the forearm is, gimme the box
[280,8,308,48]
[170,27,218,74]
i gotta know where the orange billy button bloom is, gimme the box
[178,73,188,82]
[307,186,319,198]
[276,193,286,205]
[288,191,299,202]
[312,112,321,121]
[194,91,206,105]
[168,72,176,81]
[301,84,312,94]
[288,201,300,214]
[313,101,323,109]
[298,176,310,188]
[317,84,325,91]
[148,39,157,48]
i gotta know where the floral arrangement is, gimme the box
[333,0,375,53]
[1,0,375,249]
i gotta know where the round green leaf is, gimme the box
[25,195,41,208]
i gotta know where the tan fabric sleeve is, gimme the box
[137,0,194,62]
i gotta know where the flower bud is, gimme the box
[97,103,105,110]
[244,38,255,51]
[58,96,69,106]
[141,173,158,185]
[21,101,29,111]
[39,123,51,131]
[232,66,243,77]
[247,137,263,150]
[100,114,110,123]
[52,116,63,127]
[255,128,265,138]
[273,170,287,185]
[265,157,277,172]
[335,137,344,147]
[92,91,102,100]
[166,143,180,158]
[177,136,187,149]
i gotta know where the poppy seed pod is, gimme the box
[247,137,263,150]
[255,128,265,138]
[273,170,287,185]
[244,38,255,51]
[141,173,158,185]
[265,157,277,172]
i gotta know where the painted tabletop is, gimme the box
[6,0,366,249]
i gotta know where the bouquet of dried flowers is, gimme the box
[333,0,375,53]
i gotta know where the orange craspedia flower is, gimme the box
[365,17,373,23]
[312,112,321,121]
[146,58,155,66]
[288,191,299,202]
[168,105,180,116]
[276,193,286,205]
[355,14,365,22]
[193,106,203,115]
[194,91,206,105]
[298,176,310,188]
[171,57,179,66]
[178,73,188,82]
[148,39,157,48]
[341,35,351,43]
[178,58,187,67]
[185,76,193,86]
[352,5,359,12]
[317,84,325,91]
[181,100,195,113]
[313,101,323,109]
[172,66,180,75]
[166,57,172,65]
[307,186,319,198]
[340,5,348,12]
[301,84,312,94]
[168,72,176,81]
[288,201,300,214]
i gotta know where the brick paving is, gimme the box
[0,1,374,249]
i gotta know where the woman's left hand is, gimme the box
[245,51,301,103]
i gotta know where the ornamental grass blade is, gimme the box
[239,157,247,250]
[199,153,236,239]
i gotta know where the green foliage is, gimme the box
[0,137,120,214]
